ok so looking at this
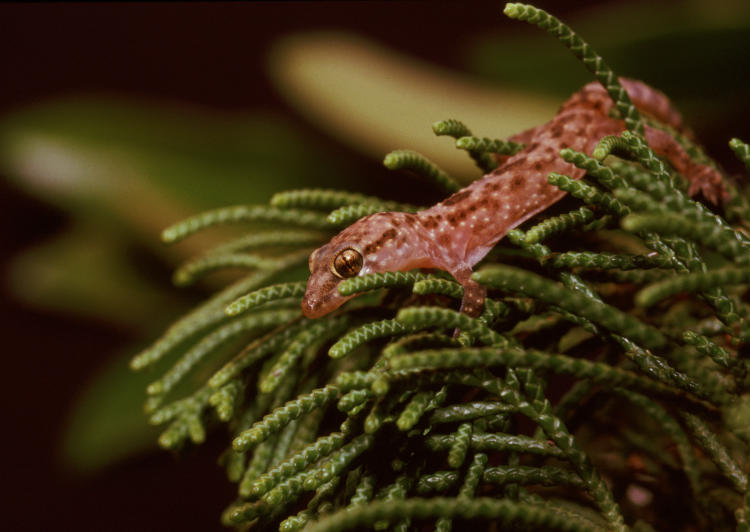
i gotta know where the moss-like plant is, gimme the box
[132,3,750,531]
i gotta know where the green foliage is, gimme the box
[503,3,643,134]
[523,206,594,244]
[161,205,334,243]
[455,136,524,157]
[382,149,461,194]
[132,3,750,531]
[327,202,421,226]
[730,138,750,171]
[432,118,503,173]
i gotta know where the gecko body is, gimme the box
[302,79,725,319]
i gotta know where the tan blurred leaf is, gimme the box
[269,33,558,182]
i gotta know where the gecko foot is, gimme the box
[644,125,727,206]
[686,163,729,205]
[450,278,487,339]
[459,280,486,318]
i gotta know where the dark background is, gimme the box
[2,2,747,530]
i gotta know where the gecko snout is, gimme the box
[301,296,325,319]
[301,275,352,319]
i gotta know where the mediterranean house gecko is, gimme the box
[301,78,726,319]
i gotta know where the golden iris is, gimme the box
[331,248,363,279]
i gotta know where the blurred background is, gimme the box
[2,1,749,530]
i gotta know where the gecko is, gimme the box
[301,78,726,319]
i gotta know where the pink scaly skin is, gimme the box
[301,78,726,319]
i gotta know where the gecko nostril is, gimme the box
[301,299,317,318]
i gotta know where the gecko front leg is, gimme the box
[453,267,486,318]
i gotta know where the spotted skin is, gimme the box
[302,78,726,319]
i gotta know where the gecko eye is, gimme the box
[331,248,363,279]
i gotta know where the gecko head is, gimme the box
[302,237,364,319]
[302,212,427,319]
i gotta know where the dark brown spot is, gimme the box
[438,234,451,245]
[534,162,543,170]
[550,124,563,138]
[447,215,457,225]
[442,189,471,206]
[501,158,524,173]
[383,228,397,239]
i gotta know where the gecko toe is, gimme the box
[687,165,727,205]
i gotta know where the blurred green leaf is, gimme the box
[60,350,160,474]
[0,99,358,324]
[5,222,189,330]
[0,99,354,240]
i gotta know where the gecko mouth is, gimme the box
[301,290,353,319]
[301,275,351,319]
